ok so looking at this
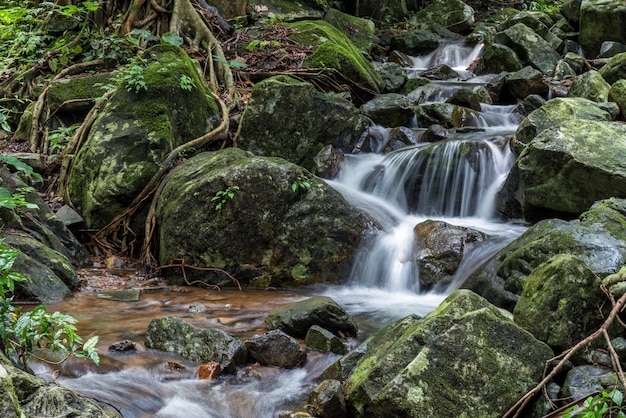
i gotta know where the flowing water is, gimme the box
[38,42,528,417]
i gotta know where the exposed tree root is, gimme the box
[503,284,626,418]
[160,258,242,291]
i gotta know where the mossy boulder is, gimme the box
[513,255,605,351]
[0,352,121,417]
[579,0,626,57]
[599,52,626,84]
[513,97,612,151]
[144,316,247,373]
[342,289,553,417]
[498,119,626,221]
[609,79,626,119]
[566,70,611,102]
[464,198,626,310]
[237,75,366,171]
[476,43,523,75]
[323,8,376,55]
[286,20,384,95]
[412,0,475,33]
[360,93,414,127]
[47,73,114,125]
[156,148,372,288]
[494,22,560,76]
[67,44,220,229]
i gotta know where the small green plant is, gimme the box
[563,390,626,418]
[291,175,311,193]
[0,155,43,183]
[211,185,239,212]
[48,125,78,159]
[179,74,195,91]
[114,56,148,93]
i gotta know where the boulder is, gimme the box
[287,20,384,95]
[360,93,414,127]
[609,79,626,119]
[373,62,407,93]
[513,97,612,152]
[309,379,347,418]
[144,317,247,373]
[464,198,626,310]
[265,296,358,338]
[350,0,407,22]
[413,219,485,289]
[565,70,611,102]
[513,255,605,351]
[477,43,523,75]
[498,119,626,220]
[323,8,376,55]
[562,365,613,400]
[415,103,481,128]
[494,23,560,76]
[503,66,550,100]
[305,325,346,354]
[579,0,626,57]
[342,290,553,417]
[412,0,475,33]
[67,44,221,229]
[389,28,451,56]
[156,149,372,288]
[245,330,306,368]
[237,75,366,171]
[599,52,626,84]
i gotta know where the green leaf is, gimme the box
[612,390,623,406]
[228,60,248,69]
[161,32,183,47]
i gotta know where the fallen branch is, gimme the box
[503,287,626,418]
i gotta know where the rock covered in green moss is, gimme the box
[599,52,626,84]
[566,70,611,102]
[68,44,221,229]
[323,8,376,55]
[513,255,605,351]
[156,148,373,288]
[287,20,383,94]
[494,22,560,76]
[265,296,357,338]
[579,0,626,58]
[609,79,626,119]
[464,198,626,310]
[237,75,366,171]
[341,289,552,417]
[498,119,626,220]
[411,0,475,33]
[145,316,247,373]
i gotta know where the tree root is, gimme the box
[160,258,242,291]
[503,285,626,418]
[92,91,229,256]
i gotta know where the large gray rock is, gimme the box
[237,75,366,171]
[245,330,306,368]
[579,0,626,57]
[414,103,481,128]
[360,93,414,127]
[67,44,221,229]
[265,296,358,338]
[494,22,560,76]
[609,79,626,119]
[477,43,523,75]
[156,148,372,288]
[513,254,605,351]
[144,317,247,373]
[412,0,475,33]
[464,198,626,310]
[498,119,626,220]
[342,290,553,417]
[599,52,626,84]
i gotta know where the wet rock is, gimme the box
[562,365,612,400]
[389,28,446,56]
[421,124,449,142]
[503,66,549,100]
[67,44,221,230]
[565,70,611,102]
[237,75,366,171]
[108,340,141,353]
[579,0,626,57]
[157,148,372,288]
[188,302,208,314]
[145,316,247,373]
[599,41,626,58]
[342,290,553,417]
[373,62,407,93]
[498,119,626,220]
[198,362,221,380]
[309,379,347,418]
[412,0,475,34]
[245,330,306,368]
[495,23,560,76]
[513,255,605,351]
[265,296,358,338]
[313,145,344,179]
[305,325,346,355]
[323,8,376,56]
[415,103,481,128]
[360,94,414,127]
[419,63,462,80]
[413,219,485,290]
[477,43,523,75]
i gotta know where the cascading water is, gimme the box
[41,42,529,418]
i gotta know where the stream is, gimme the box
[36,42,529,417]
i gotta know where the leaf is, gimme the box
[291,183,297,192]
[161,33,183,47]
[228,60,248,69]
[612,390,623,406]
